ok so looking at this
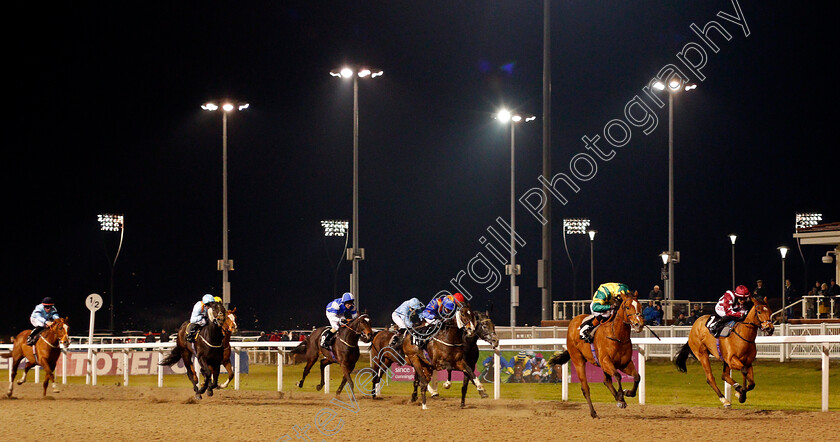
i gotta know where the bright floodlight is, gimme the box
[563,218,590,235]
[358,69,371,78]
[588,230,597,241]
[238,103,249,111]
[321,220,349,237]
[669,78,681,90]
[201,103,218,111]
[795,212,822,230]
[778,246,789,259]
[653,81,666,91]
[222,103,234,112]
[685,84,697,91]
[496,109,511,123]
[98,214,124,232]
[340,67,354,78]
[729,233,737,245]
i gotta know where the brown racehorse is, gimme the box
[219,307,238,388]
[548,291,644,418]
[403,306,486,409]
[368,326,404,399]
[294,314,373,395]
[3,317,70,397]
[159,302,227,400]
[437,310,499,395]
[675,296,774,407]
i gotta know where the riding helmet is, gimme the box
[42,297,55,305]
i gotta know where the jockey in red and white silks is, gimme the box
[710,285,750,336]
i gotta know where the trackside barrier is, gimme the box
[3,336,838,411]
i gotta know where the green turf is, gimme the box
[54,357,839,411]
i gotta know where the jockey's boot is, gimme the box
[185,323,200,342]
[26,326,44,346]
[579,315,598,343]
[321,329,336,349]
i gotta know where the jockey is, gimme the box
[579,282,631,343]
[186,294,216,342]
[419,294,459,325]
[390,297,425,349]
[27,297,60,346]
[710,285,751,337]
[323,292,357,348]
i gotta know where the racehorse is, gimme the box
[547,290,644,418]
[219,307,238,388]
[674,296,774,407]
[403,305,487,409]
[159,301,227,400]
[436,310,499,395]
[294,314,373,396]
[3,317,70,398]
[368,326,402,399]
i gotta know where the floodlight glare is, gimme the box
[340,67,354,78]
[660,251,670,265]
[201,103,218,111]
[588,230,597,241]
[321,220,349,237]
[563,218,591,235]
[778,246,789,259]
[222,103,234,112]
[497,109,511,123]
[729,233,737,245]
[795,212,822,230]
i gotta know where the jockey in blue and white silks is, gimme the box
[322,292,357,347]
[186,294,216,342]
[392,298,424,330]
[27,297,60,345]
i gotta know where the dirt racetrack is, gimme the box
[2,382,838,441]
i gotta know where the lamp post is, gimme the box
[496,109,536,326]
[321,220,349,297]
[778,246,789,320]
[202,101,249,308]
[729,234,737,289]
[98,214,124,333]
[588,230,597,295]
[330,67,383,310]
[653,77,695,319]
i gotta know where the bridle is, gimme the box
[338,315,372,347]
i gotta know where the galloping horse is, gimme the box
[548,291,644,418]
[675,296,774,407]
[159,301,227,400]
[435,310,499,395]
[294,314,373,395]
[219,307,238,388]
[3,317,70,397]
[403,305,487,409]
[368,326,402,399]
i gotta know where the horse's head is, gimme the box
[206,302,227,327]
[223,307,239,335]
[349,314,374,342]
[751,296,775,336]
[619,291,644,333]
[50,317,70,347]
[455,305,476,338]
[474,310,499,348]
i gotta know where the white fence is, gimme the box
[3,335,839,411]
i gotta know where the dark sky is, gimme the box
[5,1,838,335]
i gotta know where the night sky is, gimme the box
[6,1,838,335]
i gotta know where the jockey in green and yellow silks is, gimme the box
[578,282,631,343]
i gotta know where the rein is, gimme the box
[199,334,224,348]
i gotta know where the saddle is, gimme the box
[705,316,735,337]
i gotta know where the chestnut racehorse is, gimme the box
[548,291,644,418]
[159,301,227,400]
[219,307,238,388]
[294,314,373,395]
[4,317,70,397]
[675,296,774,407]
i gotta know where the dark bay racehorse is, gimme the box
[368,326,404,399]
[159,301,227,400]
[219,307,238,389]
[403,306,485,409]
[548,291,644,418]
[294,314,373,395]
[434,310,499,397]
[675,296,774,407]
[4,317,70,397]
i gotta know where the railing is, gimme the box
[4,335,838,411]
[552,299,717,321]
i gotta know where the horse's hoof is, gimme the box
[195,394,203,400]
[421,403,429,410]
[590,411,599,419]
[430,393,438,398]
[316,384,323,391]
[616,401,627,409]
[460,403,466,409]
[479,390,489,399]
[443,381,451,389]
[207,389,214,397]
[623,389,635,398]
[738,393,747,404]
[297,381,303,388]
[372,396,383,401]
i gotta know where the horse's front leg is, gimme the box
[17,360,36,385]
[220,356,233,388]
[336,363,353,396]
[456,360,487,401]
[620,361,641,398]
[599,360,625,408]
[297,355,317,388]
[207,363,221,397]
[735,363,755,404]
[721,361,744,402]
[316,358,331,391]
[573,359,598,418]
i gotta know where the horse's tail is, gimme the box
[158,344,182,366]
[674,342,695,373]
[547,350,570,366]
[291,340,307,355]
